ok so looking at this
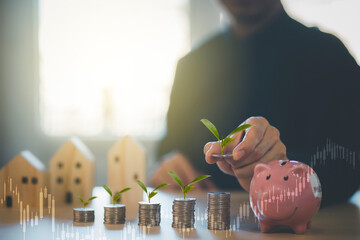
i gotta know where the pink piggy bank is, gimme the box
[250,160,322,234]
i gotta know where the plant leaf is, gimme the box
[102,185,112,197]
[84,202,89,208]
[113,195,121,202]
[136,180,147,193]
[226,124,253,138]
[184,185,195,194]
[76,194,83,203]
[87,196,97,202]
[221,137,235,149]
[200,119,220,140]
[189,175,211,185]
[168,171,183,189]
[119,187,131,194]
[149,191,158,199]
[153,183,168,192]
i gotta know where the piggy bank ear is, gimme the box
[290,164,307,177]
[254,163,270,176]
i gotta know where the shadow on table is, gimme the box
[104,223,125,230]
[173,228,199,239]
[72,221,94,227]
[139,225,161,235]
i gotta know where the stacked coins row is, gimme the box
[207,192,231,230]
[138,202,161,226]
[104,204,126,224]
[172,198,196,228]
[73,192,231,229]
[73,208,95,223]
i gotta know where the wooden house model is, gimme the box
[108,135,146,206]
[49,137,95,205]
[0,151,46,208]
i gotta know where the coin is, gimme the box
[104,204,126,224]
[138,202,161,227]
[172,198,196,229]
[207,192,230,230]
[73,208,95,223]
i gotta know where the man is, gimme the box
[151,0,360,206]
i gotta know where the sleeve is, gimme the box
[157,58,194,159]
[303,35,360,207]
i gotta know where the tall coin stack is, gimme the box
[73,208,95,223]
[172,198,196,228]
[207,192,230,230]
[138,202,161,226]
[104,204,126,224]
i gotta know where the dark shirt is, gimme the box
[159,10,360,206]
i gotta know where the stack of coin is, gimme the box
[207,192,231,230]
[73,208,95,223]
[104,204,126,224]
[138,202,161,226]
[172,198,196,228]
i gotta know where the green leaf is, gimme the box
[221,137,235,149]
[136,180,147,193]
[113,195,121,202]
[184,185,195,195]
[76,194,83,203]
[119,187,131,194]
[102,185,112,197]
[226,124,253,138]
[84,202,89,208]
[149,191,158,199]
[153,183,168,192]
[189,175,211,185]
[168,171,183,189]
[200,119,220,140]
[87,196,97,202]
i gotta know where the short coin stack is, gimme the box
[138,202,161,226]
[73,208,95,223]
[172,198,196,228]
[207,192,230,230]
[104,204,126,224]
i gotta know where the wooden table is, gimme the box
[1,187,359,240]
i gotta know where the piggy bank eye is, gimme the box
[266,174,271,180]
[284,176,289,181]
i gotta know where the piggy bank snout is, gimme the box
[255,186,298,220]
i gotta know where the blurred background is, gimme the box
[0,0,359,185]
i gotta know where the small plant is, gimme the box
[102,185,131,204]
[201,119,253,155]
[76,194,97,208]
[136,180,168,203]
[168,171,211,199]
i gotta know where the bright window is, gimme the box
[39,0,189,139]
[282,0,360,64]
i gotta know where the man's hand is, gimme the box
[204,117,287,191]
[150,152,217,191]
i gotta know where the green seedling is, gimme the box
[168,171,211,199]
[136,180,168,203]
[102,185,131,204]
[200,118,253,155]
[76,194,97,208]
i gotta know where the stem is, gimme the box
[219,139,224,154]
[148,193,150,203]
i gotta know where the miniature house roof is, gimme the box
[69,137,95,161]
[0,150,45,171]
[109,135,145,153]
[21,151,46,171]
